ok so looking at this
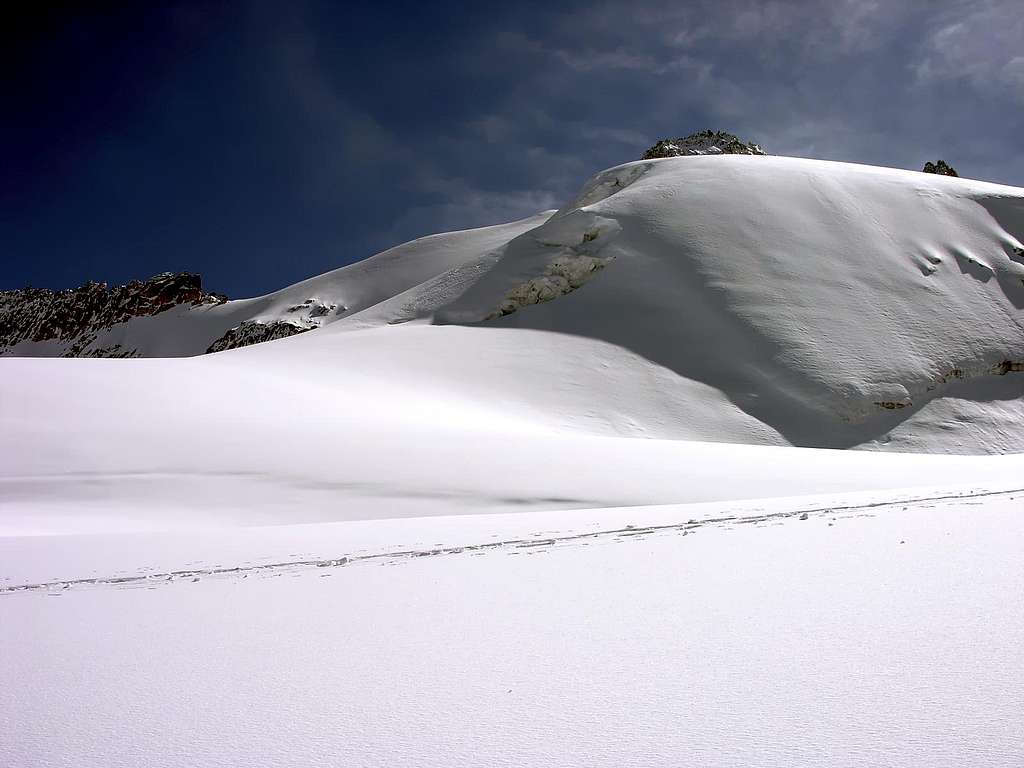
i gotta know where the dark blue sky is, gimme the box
[4,0,1022,297]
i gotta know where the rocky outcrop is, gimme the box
[205,297,339,353]
[474,212,623,322]
[0,272,227,357]
[642,130,766,160]
[286,297,339,319]
[868,359,1024,413]
[923,160,959,177]
[485,252,612,320]
[205,320,309,354]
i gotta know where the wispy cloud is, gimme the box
[912,2,1024,100]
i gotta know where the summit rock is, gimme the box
[642,130,766,159]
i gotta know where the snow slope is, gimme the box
[437,156,1024,449]
[6,318,1024,537]
[3,154,1024,766]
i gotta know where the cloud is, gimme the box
[912,2,1024,99]
[237,0,1024,283]
[1004,57,1024,89]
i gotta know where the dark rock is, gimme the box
[922,160,959,177]
[205,320,309,354]
[993,360,1024,375]
[642,130,766,160]
[874,400,911,410]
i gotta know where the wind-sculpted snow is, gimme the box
[553,161,652,213]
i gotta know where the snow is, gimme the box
[2,154,1024,765]
[7,155,1022,451]
[3,489,1023,767]
[6,321,1024,535]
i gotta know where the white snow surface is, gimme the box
[3,489,1023,767]
[3,155,1024,765]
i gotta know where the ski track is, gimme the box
[4,484,1019,596]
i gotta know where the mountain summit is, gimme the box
[642,129,766,159]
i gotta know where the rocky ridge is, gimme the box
[205,320,310,354]
[0,272,227,357]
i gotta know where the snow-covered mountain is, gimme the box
[436,155,1024,452]
[4,153,1021,452]
[4,152,1024,768]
